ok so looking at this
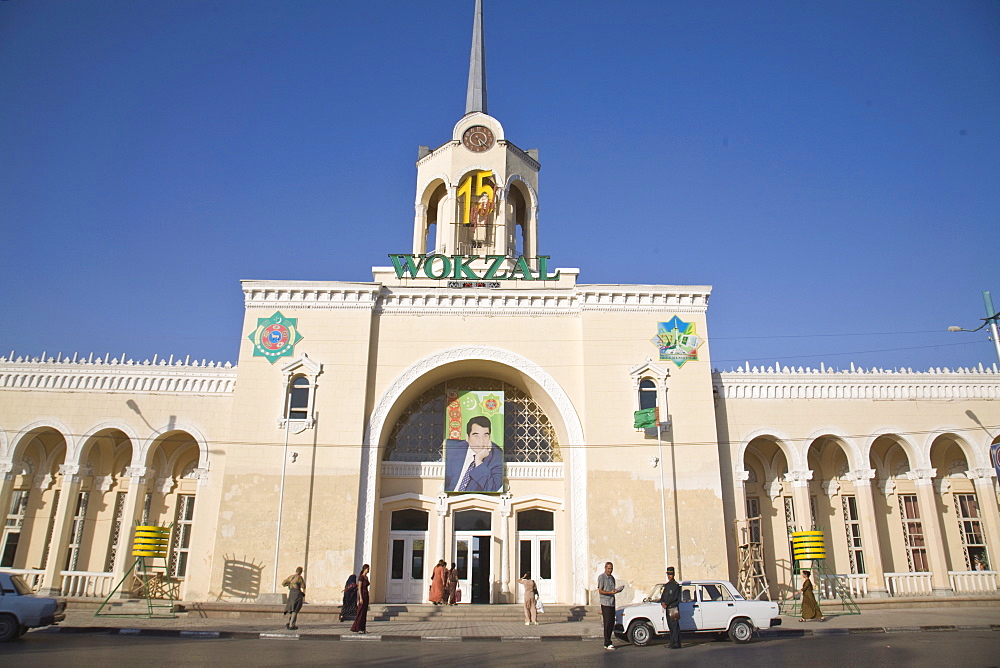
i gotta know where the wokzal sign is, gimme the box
[388,254,561,282]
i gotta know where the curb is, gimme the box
[43,624,1000,642]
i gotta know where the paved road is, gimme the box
[2,629,999,667]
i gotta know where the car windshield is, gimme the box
[646,584,664,602]
[9,574,33,595]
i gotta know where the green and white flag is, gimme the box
[633,407,657,429]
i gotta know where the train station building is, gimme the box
[2,1,998,607]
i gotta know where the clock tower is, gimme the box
[410,0,540,273]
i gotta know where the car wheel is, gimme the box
[627,620,654,647]
[0,614,19,642]
[728,617,754,644]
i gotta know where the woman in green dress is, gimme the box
[798,570,824,621]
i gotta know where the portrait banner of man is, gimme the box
[444,390,505,494]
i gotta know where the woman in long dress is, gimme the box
[339,573,358,623]
[350,565,370,633]
[446,563,459,605]
[429,559,447,605]
[281,566,305,630]
[798,570,824,621]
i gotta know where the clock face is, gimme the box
[462,125,495,152]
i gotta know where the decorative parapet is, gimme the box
[713,364,1000,401]
[578,285,711,313]
[242,280,380,311]
[375,284,710,316]
[0,353,237,395]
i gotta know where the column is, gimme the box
[970,468,1000,578]
[436,493,447,564]
[848,469,888,597]
[731,470,749,581]
[0,463,14,539]
[786,470,814,531]
[909,469,953,595]
[40,464,83,596]
[499,493,512,602]
[111,466,152,589]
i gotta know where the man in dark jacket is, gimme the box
[659,566,681,649]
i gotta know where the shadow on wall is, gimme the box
[218,555,264,601]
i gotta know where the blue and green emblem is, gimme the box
[247,312,303,364]
[651,316,704,368]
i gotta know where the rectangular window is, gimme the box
[390,540,404,580]
[539,540,552,580]
[170,495,196,578]
[64,492,90,571]
[899,494,929,572]
[519,540,531,580]
[1,490,29,568]
[955,493,989,570]
[40,490,61,570]
[104,491,127,572]
[745,497,761,544]
[411,539,424,581]
[841,495,866,574]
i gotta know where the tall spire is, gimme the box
[465,0,488,115]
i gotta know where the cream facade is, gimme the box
[1,1,998,608]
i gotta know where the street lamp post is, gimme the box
[948,290,1000,367]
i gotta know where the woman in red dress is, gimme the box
[350,564,370,633]
[429,559,447,605]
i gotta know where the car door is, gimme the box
[678,584,698,631]
[696,583,737,630]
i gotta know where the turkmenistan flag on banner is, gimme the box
[634,407,657,429]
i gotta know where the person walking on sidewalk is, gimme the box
[597,562,624,650]
[446,563,459,605]
[350,564,371,633]
[281,566,306,630]
[339,573,358,623]
[798,569,824,621]
[429,559,447,605]
[659,566,682,649]
[518,572,539,625]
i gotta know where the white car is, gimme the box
[0,571,66,641]
[615,579,780,646]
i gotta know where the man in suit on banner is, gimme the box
[445,415,503,493]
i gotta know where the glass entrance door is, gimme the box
[386,533,426,603]
[517,533,554,602]
[454,533,492,603]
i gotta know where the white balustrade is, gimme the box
[5,568,45,592]
[59,571,116,598]
[948,570,999,594]
[818,573,869,599]
[885,572,934,596]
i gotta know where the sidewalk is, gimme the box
[42,603,1000,642]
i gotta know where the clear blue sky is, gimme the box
[2,0,998,372]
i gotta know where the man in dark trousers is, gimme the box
[659,566,682,649]
[597,561,624,650]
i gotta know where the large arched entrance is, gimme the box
[359,346,587,604]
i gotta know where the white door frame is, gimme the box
[454,531,493,604]
[386,532,427,603]
[515,531,555,603]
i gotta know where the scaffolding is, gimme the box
[735,516,771,600]
[95,523,177,618]
[781,529,861,616]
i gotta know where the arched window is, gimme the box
[390,509,429,531]
[639,378,657,411]
[383,377,560,463]
[286,376,311,420]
